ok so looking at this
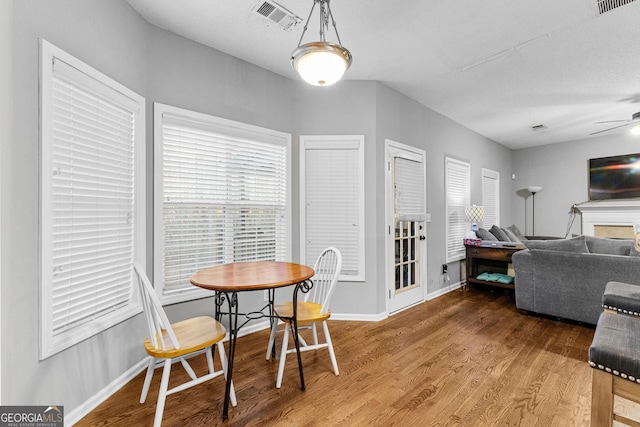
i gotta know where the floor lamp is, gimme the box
[527,186,543,236]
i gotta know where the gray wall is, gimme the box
[291,81,513,314]
[374,84,515,291]
[293,81,379,314]
[3,0,150,410]
[2,0,300,411]
[512,132,640,238]
[144,25,301,325]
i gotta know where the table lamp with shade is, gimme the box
[465,205,484,238]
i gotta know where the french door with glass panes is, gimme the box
[386,140,427,314]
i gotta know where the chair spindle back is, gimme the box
[133,262,180,351]
[306,247,342,314]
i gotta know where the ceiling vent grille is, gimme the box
[253,1,302,31]
[597,0,636,14]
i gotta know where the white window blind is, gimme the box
[394,156,426,223]
[445,157,470,262]
[482,168,500,229]
[155,104,291,303]
[40,40,145,359]
[300,136,365,281]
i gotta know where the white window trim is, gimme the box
[39,39,145,359]
[154,103,292,304]
[299,135,365,281]
[482,168,500,229]
[445,156,470,263]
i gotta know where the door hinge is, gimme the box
[389,289,391,299]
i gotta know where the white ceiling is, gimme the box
[125,0,640,149]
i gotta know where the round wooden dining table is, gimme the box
[190,261,315,421]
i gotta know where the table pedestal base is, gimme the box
[214,279,312,420]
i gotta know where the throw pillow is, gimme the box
[502,227,521,243]
[585,235,632,256]
[476,228,498,241]
[507,224,527,241]
[523,235,589,253]
[490,225,510,241]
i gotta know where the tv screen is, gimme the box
[589,153,640,200]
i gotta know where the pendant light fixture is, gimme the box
[291,0,352,86]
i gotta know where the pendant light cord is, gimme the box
[296,0,343,48]
[297,1,315,47]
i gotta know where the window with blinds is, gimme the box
[445,157,470,262]
[394,156,426,223]
[300,136,364,281]
[40,40,145,359]
[155,104,291,303]
[482,169,500,229]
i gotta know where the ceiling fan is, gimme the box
[590,111,640,136]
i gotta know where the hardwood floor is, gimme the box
[76,288,596,426]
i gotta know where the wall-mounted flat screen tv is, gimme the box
[589,153,640,200]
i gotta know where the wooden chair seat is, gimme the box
[273,301,331,324]
[144,316,227,359]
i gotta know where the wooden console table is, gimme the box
[465,242,525,290]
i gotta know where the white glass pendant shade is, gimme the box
[291,42,352,86]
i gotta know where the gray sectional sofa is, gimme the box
[512,235,640,325]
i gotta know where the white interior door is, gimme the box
[385,140,427,314]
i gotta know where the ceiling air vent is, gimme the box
[597,0,636,14]
[253,1,302,31]
[530,124,548,131]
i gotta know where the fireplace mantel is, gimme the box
[577,199,640,238]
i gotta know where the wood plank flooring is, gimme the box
[76,287,596,426]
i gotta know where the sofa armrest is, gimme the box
[603,281,640,317]
[511,249,534,311]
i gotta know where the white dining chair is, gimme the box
[265,247,342,388]
[133,262,236,427]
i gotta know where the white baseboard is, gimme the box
[427,281,464,300]
[330,312,387,322]
[66,357,151,426]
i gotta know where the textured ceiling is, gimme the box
[126,0,640,149]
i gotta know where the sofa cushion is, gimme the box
[523,235,589,253]
[585,235,632,256]
[490,225,510,241]
[507,224,527,241]
[503,228,522,243]
[476,227,497,241]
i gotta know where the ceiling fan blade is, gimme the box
[590,123,632,135]
[593,119,631,124]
